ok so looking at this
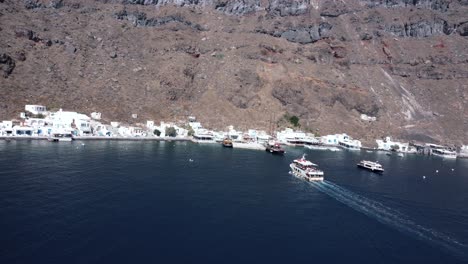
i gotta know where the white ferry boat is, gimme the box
[232,141,266,151]
[432,148,457,159]
[338,139,361,150]
[289,154,324,181]
[357,160,384,173]
[192,129,216,143]
[48,133,73,142]
[304,144,341,152]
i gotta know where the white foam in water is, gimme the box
[310,180,468,260]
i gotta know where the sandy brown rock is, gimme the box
[0,0,467,145]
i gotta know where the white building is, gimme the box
[276,128,306,145]
[0,121,13,136]
[47,109,91,135]
[376,137,416,153]
[152,122,187,138]
[360,114,376,122]
[321,133,361,150]
[459,145,468,158]
[146,121,155,129]
[12,126,33,136]
[320,133,348,145]
[130,127,145,137]
[24,118,50,136]
[255,130,271,143]
[193,128,215,142]
[174,125,188,137]
[93,123,111,136]
[25,118,46,128]
[91,112,102,120]
[225,126,242,141]
[25,105,47,115]
[118,126,131,137]
[188,122,203,131]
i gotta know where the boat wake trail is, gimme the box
[310,180,468,260]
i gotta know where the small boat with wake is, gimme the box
[357,160,384,173]
[290,154,324,181]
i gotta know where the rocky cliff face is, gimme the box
[0,0,467,144]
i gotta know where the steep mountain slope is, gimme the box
[1,0,467,144]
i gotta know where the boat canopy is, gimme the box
[294,157,317,167]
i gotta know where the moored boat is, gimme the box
[304,143,341,152]
[289,154,324,181]
[222,138,233,148]
[48,133,73,142]
[357,160,384,173]
[432,148,457,159]
[232,141,266,151]
[265,142,285,155]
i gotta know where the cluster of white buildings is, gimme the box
[1,104,467,158]
[375,137,417,153]
[1,105,154,138]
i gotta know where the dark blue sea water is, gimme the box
[1,140,467,264]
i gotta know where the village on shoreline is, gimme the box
[1,104,467,159]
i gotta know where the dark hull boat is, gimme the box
[266,142,285,155]
[222,138,233,148]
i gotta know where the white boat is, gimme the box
[432,148,457,159]
[357,160,384,173]
[397,153,404,157]
[289,154,324,181]
[192,129,216,143]
[458,145,468,158]
[338,139,361,150]
[48,133,73,142]
[233,141,266,151]
[304,144,341,151]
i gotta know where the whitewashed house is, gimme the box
[25,105,47,116]
[276,128,306,145]
[91,112,102,120]
[146,121,155,129]
[130,127,145,137]
[459,145,468,158]
[12,126,33,136]
[255,130,271,143]
[360,114,376,122]
[24,118,50,136]
[321,134,345,145]
[225,126,241,141]
[47,109,91,135]
[1,121,13,136]
[174,125,188,137]
[321,133,362,150]
[118,126,131,137]
[152,122,185,137]
[188,122,203,131]
[93,123,111,136]
[376,137,416,153]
